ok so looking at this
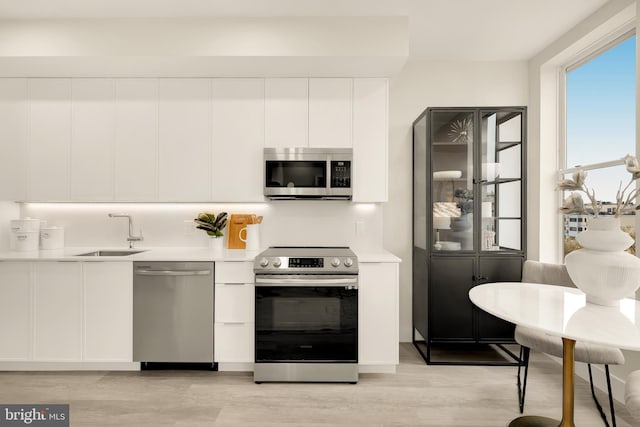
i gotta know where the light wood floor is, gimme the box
[0,344,636,426]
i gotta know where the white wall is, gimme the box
[387,60,528,341]
[0,202,20,250]
[20,202,383,252]
[0,17,408,77]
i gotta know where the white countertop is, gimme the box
[0,246,401,263]
[354,250,401,263]
[0,247,258,262]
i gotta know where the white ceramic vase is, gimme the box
[208,236,224,252]
[564,216,640,306]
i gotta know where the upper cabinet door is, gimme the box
[71,79,116,201]
[353,78,388,202]
[308,78,352,148]
[0,79,27,201]
[265,78,308,148]
[27,79,71,201]
[212,79,265,202]
[158,79,211,201]
[115,79,159,201]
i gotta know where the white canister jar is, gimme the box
[10,218,41,233]
[40,227,64,250]
[10,231,39,251]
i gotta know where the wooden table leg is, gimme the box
[559,337,576,427]
[508,338,576,427]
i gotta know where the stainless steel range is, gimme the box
[253,246,359,383]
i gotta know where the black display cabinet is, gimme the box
[412,107,526,365]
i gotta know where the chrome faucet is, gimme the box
[108,213,143,248]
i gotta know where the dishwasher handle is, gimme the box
[135,269,212,276]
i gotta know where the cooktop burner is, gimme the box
[253,246,358,275]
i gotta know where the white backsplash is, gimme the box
[18,201,383,251]
[0,202,20,250]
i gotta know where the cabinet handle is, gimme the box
[222,322,245,325]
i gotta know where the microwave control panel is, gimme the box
[330,161,351,188]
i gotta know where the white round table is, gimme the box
[470,282,640,427]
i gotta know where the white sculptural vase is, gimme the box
[564,216,640,306]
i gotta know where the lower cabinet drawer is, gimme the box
[214,283,254,323]
[214,322,254,363]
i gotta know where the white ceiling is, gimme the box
[0,0,609,61]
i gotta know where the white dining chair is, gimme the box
[516,260,624,427]
[624,370,640,421]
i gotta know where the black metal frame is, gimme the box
[413,332,523,366]
[517,346,616,427]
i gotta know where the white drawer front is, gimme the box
[214,323,254,363]
[215,283,254,323]
[215,261,254,284]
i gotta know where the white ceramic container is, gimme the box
[10,231,39,251]
[10,218,41,233]
[239,224,260,251]
[40,227,64,250]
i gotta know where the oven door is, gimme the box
[255,275,358,363]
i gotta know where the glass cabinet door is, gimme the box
[480,110,523,252]
[431,110,475,252]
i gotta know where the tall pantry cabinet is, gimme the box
[412,107,526,364]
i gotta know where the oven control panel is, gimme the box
[256,256,356,272]
[289,257,324,268]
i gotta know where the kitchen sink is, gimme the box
[75,250,147,257]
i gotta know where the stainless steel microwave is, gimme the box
[264,147,352,200]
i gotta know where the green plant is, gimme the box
[194,212,228,237]
[454,188,473,215]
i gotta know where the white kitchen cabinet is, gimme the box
[83,262,132,361]
[358,262,399,368]
[214,323,254,364]
[353,78,388,202]
[158,79,211,201]
[308,78,352,148]
[0,79,27,201]
[214,261,255,366]
[0,262,31,360]
[27,79,71,201]
[265,78,308,148]
[215,261,255,283]
[211,79,264,201]
[33,262,83,361]
[215,283,255,323]
[71,79,116,200]
[115,79,158,201]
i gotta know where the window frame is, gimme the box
[558,28,636,259]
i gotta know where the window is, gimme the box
[562,33,636,256]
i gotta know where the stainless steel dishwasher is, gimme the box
[133,261,214,366]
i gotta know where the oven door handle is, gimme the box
[255,277,358,287]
